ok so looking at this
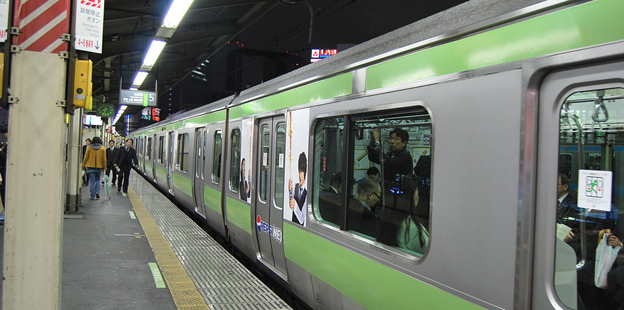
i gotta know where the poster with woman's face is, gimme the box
[284,108,310,226]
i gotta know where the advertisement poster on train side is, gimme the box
[284,109,310,226]
[239,118,253,203]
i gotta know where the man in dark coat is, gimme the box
[105,140,119,186]
[113,139,139,194]
[367,128,413,192]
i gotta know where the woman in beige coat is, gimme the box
[82,136,106,199]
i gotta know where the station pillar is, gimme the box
[66,108,83,214]
[3,51,67,309]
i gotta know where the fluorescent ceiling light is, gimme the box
[163,0,194,29]
[142,40,166,68]
[132,71,149,87]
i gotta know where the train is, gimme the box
[126,0,624,308]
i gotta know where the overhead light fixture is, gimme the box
[113,105,128,126]
[162,0,194,29]
[141,40,166,69]
[132,71,149,87]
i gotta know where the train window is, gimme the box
[212,130,222,184]
[230,128,241,192]
[259,125,270,202]
[158,136,165,164]
[313,108,431,256]
[177,133,189,173]
[554,87,624,309]
[146,137,152,160]
[274,123,286,208]
[313,117,344,227]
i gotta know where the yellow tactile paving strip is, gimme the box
[128,186,211,310]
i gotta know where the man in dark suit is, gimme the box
[105,140,119,186]
[239,158,250,202]
[289,152,307,225]
[113,139,139,194]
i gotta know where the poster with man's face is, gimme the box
[284,109,310,226]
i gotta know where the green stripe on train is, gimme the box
[226,196,252,234]
[185,110,227,128]
[284,223,482,309]
[366,0,624,90]
[203,186,222,214]
[230,73,353,119]
[172,173,192,197]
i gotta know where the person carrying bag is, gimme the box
[595,229,622,288]
[82,136,106,200]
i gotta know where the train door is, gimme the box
[167,131,175,194]
[194,127,207,217]
[255,116,288,278]
[533,60,624,309]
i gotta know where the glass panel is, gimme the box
[195,131,203,177]
[158,136,164,164]
[274,123,286,208]
[230,129,241,192]
[313,118,344,227]
[555,87,624,309]
[177,133,189,172]
[201,131,206,179]
[212,130,222,183]
[352,111,431,254]
[259,125,270,202]
[146,137,152,160]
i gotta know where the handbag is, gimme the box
[594,231,621,288]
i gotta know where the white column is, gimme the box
[3,50,66,309]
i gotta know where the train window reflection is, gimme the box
[230,128,241,192]
[313,108,432,256]
[555,87,624,309]
[212,130,222,184]
[146,137,152,160]
[177,133,189,173]
[158,136,165,164]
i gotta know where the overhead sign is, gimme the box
[311,48,337,63]
[0,0,8,42]
[76,0,104,53]
[119,89,157,107]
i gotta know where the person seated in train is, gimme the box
[367,128,413,192]
[318,172,342,225]
[557,173,579,244]
[347,178,380,237]
[376,174,429,254]
[366,167,380,184]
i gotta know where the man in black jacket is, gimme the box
[367,127,413,192]
[105,140,119,186]
[113,139,139,194]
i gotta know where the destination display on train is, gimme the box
[119,89,157,107]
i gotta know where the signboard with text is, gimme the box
[0,0,8,42]
[119,89,157,107]
[76,0,104,53]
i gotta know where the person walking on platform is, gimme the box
[82,136,106,200]
[105,140,119,186]
[114,139,139,194]
[82,138,91,187]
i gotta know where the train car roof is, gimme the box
[235,0,550,103]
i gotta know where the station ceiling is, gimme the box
[93,0,279,106]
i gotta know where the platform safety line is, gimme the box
[127,186,211,310]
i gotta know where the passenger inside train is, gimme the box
[555,87,624,310]
[313,108,432,256]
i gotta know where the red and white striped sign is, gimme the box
[13,0,71,53]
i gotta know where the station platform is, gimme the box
[2,172,292,309]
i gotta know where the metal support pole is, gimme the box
[3,50,66,309]
[66,108,83,215]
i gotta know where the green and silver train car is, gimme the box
[129,0,624,308]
